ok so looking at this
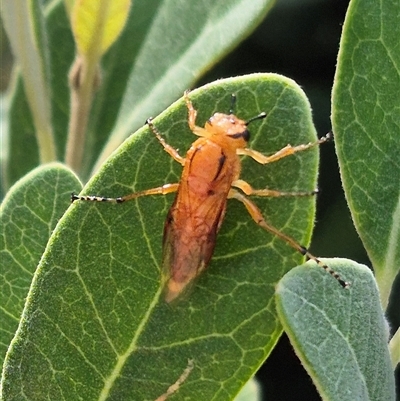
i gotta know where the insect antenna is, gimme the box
[229,94,237,115]
[246,112,267,125]
[228,93,266,125]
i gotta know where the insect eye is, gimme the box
[229,129,250,141]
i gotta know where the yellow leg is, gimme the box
[228,188,349,288]
[237,132,332,165]
[71,183,179,203]
[184,90,209,138]
[184,90,197,131]
[146,118,185,166]
[232,179,318,197]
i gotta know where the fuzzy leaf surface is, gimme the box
[276,258,395,401]
[0,163,81,365]
[1,75,322,400]
[332,0,400,308]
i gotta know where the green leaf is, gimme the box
[46,1,77,156]
[276,258,395,401]
[331,0,400,308]
[3,75,44,193]
[0,163,82,366]
[1,74,320,400]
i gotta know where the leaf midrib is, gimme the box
[98,285,163,401]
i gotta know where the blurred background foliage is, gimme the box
[1,0,398,399]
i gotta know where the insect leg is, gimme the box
[71,183,179,203]
[228,188,349,288]
[237,132,332,165]
[183,90,210,138]
[146,118,185,166]
[232,179,318,197]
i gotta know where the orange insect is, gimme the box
[72,91,348,302]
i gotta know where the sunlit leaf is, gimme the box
[1,75,321,400]
[72,0,131,57]
[0,163,81,365]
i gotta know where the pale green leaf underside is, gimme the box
[233,377,262,401]
[276,258,395,401]
[331,0,400,308]
[0,163,81,365]
[1,75,321,400]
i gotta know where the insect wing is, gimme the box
[160,136,238,302]
[162,188,227,302]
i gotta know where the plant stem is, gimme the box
[65,56,99,174]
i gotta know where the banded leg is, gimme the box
[146,118,185,166]
[237,132,332,165]
[232,179,318,197]
[71,183,179,203]
[228,188,349,288]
